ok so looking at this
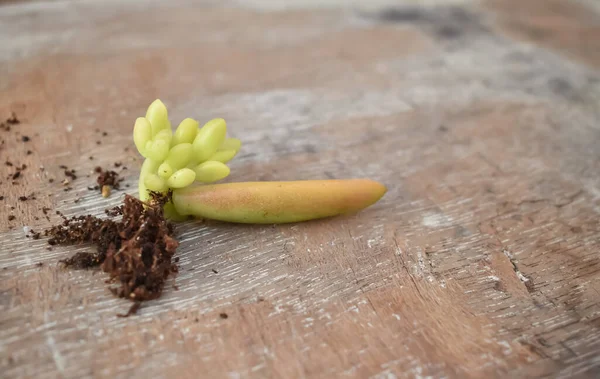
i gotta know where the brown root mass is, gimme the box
[45,193,179,307]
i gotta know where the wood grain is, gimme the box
[1,0,600,378]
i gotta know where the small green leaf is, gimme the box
[145,99,169,136]
[165,143,193,170]
[157,162,174,179]
[172,118,199,145]
[144,173,168,192]
[193,161,230,183]
[133,117,152,156]
[208,149,237,163]
[193,118,227,163]
[167,168,196,188]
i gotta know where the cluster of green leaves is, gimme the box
[133,100,241,202]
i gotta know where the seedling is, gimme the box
[134,100,386,223]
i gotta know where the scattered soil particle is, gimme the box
[5,161,13,167]
[105,205,124,217]
[6,113,19,125]
[212,269,218,274]
[219,313,228,319]
[524,278,535,293]
[21,136,30,142]
[95,167,123,197]
[0,113,19,132]
[26,150,32,155]
[59,251,100,268]
[64,169,77,181]
[117,302,141,318]
[18,193,35,201]
[0,196,3,201]
[45,192,179,310]
[8,215,15,221]
[9,164,26,181]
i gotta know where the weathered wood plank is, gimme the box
[1,0,600,378]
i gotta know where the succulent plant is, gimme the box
[133,99,240,203]
[133,99,386,223]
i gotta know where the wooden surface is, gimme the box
[2,0,600,377]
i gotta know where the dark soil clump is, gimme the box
[8,164,26,181]
[45,192,179,314]
[6,113,19,125]
[18,193,36,201]
[0,113,19,132]
[95,166,124,197]
[96,167,123,189]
